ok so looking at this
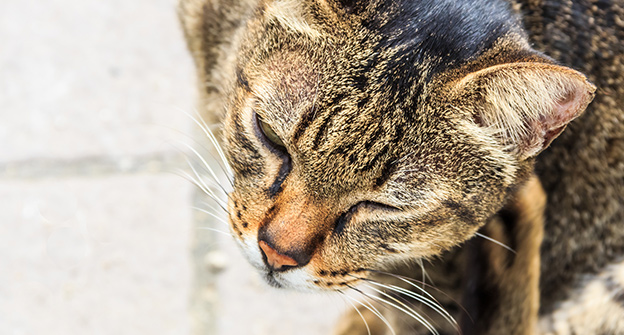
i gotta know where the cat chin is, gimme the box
[234,235,338,291]
[260,267,330,292]
[233,235,266,270]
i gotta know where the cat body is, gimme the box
[518,0,624,311]
[178,0,624,333]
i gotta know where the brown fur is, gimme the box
[179,0,623,333]
[461,175,545,335]
[511,0,624,312]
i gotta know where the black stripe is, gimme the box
[444,199,478,226]
[311,113,333,150]
[230,114,264,179]
[233,113,261,157]
[312,93,348,150]
[236,68,250,91]
[374,157,397,188]
[364,125,384,151]
[362,144,389,171]
[357,95,370,109]
[267,155,291,198]
[292,106,316,145]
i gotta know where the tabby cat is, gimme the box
[178,0,624,334]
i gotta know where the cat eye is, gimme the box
[334,201,401,235]
[257,114,286,149]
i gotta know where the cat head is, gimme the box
[220,0,595,290]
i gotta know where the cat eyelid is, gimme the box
[336,201,402,234]
[351,201,402,214]
[253,112,287,152]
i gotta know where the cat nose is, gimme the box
[258,240,300,271]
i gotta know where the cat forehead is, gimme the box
[245,0,525,67]
[238,46,451,156]
[240,53,320,127]
[238,0,527,126]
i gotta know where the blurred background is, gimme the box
[0,0,345,334]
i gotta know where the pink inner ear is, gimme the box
[541,87,588,149]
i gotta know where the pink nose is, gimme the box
[258,240,299,271]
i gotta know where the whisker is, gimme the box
[417,258,432,287]
[167,139,231,201]
[185,108,234,180]
[178,140,231,196]
[200,201,229,216]
[192,206,229,226]
[392,151,418,165]
[362,284,439,335]
[175,107,233,175]
[174,169,228,212]
[342,288,397,335]
[359,270,438,302]
[196,226,234,237]
[363,269,472,324]
[184,159,229,209]
[339,293,372,335]
[358,277,457,330]
[353,284,437,335]
[475,232,516,254]
[201,176,231,197]
[365,269,444,301]
[159,122,233,184]
[185,158,211,192]
[196,114,233,177]
[168,168,230,214]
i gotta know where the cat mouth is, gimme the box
[260,265,366,291]
[263,271,284,288]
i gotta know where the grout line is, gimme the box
[0,152,188,180]
[191,189,219,335]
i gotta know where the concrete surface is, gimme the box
[0,175,192,335]
[0,0,346,334]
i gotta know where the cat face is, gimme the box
[220,0,595,290]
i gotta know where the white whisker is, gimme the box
[178,140,231,196]
[192,207,229,226]
[183,108,234,180]
[361,278,457,329]
[366,269,472,325]
[393,151,418,165]
[197,227,234,237]
[175,169,228,212]
[339,293,372,335]
[158,121,233,183]
[417,258,432,287]
[184,158,228,208]
[201,200,229,215]
[342,289,396,335]
[363,270,440,306]
[475,232,516,254]
[363,284,439,335]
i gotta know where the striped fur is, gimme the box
[179,0,623,333]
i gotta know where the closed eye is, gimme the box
[254,112,287,153]
[334,201,401,235]
[356,201,401,212]
[253,112,291,197]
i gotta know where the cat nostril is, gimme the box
[258,240,299,271]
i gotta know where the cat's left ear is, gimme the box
[453,62,596,160]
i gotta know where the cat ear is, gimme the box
[454,62,596,160]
